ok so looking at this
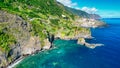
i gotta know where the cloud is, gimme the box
[57,0,98,14]
[57,0,77,7]
[81,7,98,14]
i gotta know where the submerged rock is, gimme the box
[85,43,104,49]
[77,37,104,49]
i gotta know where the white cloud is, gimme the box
[57,0,77,7]
[81,7,98,14]
[57,0,98,14]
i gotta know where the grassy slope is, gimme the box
[64,6,90,18]
[0,0,90,52]
[65,6,101,19]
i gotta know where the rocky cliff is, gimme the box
[0,10,42,67]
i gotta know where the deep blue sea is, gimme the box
[16,18,120,68]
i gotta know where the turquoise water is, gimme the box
[15,18,120,68]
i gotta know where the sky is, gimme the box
[57,0,120,18]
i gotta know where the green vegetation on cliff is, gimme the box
[0,0,90,42]
[0,0,91,50]
[65,6,101,19]
[65,6,90,18]
[0,0,91,67]
[0,23,16,53]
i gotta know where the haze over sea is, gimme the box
[15,18,120,68]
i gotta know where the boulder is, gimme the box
[77,38,86,45]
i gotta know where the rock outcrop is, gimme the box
[0,10,27,67]
[85,43,104,49]
[77,38,86,45]
[77,37,104,49]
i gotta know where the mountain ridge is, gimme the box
[64,6,101,19]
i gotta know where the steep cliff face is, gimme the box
[0,10,43,67]
[0,0,100,67]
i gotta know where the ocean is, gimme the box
[15,18,120,68]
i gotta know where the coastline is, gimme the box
[6,22,106,68]
[6,49,42,68]
[9,18,120,68]
[0,10,106,67]
[6,46,55,68]
[7,56,24,68]
[6,36,104,68]
[7,39,104,68]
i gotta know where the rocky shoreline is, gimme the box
[6,33,105,68]
[5,49,40,68]
[6,37,104,68]
[77,37,104,49]
[7,43,57,68]
[7,56,24,68]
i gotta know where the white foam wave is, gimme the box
[7,57,24,68]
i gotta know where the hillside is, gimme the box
[64,6,90,18]
[65,6,101,19]
[0,0,106,67]
[0,0,93,67]
[89,14,101,19]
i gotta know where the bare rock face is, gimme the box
[43,38,51,50]
[22,36,41,55]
